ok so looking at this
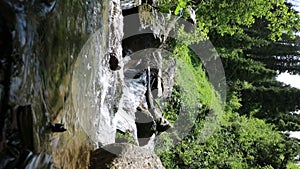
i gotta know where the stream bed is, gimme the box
[0,0,114,168]
[0,0,174,168]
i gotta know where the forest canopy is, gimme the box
[154,0,300,168]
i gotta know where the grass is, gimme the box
[156,43,225,160]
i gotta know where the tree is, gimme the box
[158,0,300,39]
[270,113,300,131]
[157,112,300,169]
[245,35,300,75]
[155,0,300,168]
[239,83,300,119]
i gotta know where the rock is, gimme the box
[109,0,123,71]
[119,49,175,146]
[114,71,148,144]
[109,52,121,71]
[161,58,176,99]
[90,143,165,169]
[0,150,53,169]
[155,116,172,133]
[16,105,34,151]
[120,0,141,10]
[135,108,156,146]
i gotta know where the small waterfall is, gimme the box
[0,0,176,168]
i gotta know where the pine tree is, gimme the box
[239,83,300,119]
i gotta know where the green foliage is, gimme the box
[161,43,223,138]
[155,0,300,168]
[287,162,300,169]
[177,25,208,45]
[156,42,300,168]
[115,130,136,144]
[225,90,242,112]
[240,85,300,119]
[157,42,224,167]
[220,48,276,82]
[269,113,300,131]
[173,44,219,108]
[159,0,300,40]
[158,110,297,168]
[158,0,192,17]
[163,85,181,124]
[245,35,300,75]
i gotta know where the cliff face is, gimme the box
[0,0,173,168]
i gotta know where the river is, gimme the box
[0,0,114,168]
[0,0,177,168]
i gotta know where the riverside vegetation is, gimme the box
[154,0,300,168]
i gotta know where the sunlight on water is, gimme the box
[72,28,117,147]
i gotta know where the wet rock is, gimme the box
[155,116,171,133]
[71,0,125,148]
[16,105,34,151]
[135,110,172,147]
[109,0,123,71]
[11,150,53,169]
[120,0,141,10]
[120,49,175,147]
[23,152,53,169]
[0,1,14,144]
[114,73,148,144]
[36,0,56,17]
[1,0,176,168]
[123,49,175,99]
[135,108,156,146]
[0,150,53,169]
[0,153,16,169]
[0,3,13,60]
[90,143,165,169]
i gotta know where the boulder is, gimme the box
[90,143,165,169]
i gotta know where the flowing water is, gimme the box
[0,0,114,168]
[0,0,177,168]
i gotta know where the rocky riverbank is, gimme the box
[0,0,175,168]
